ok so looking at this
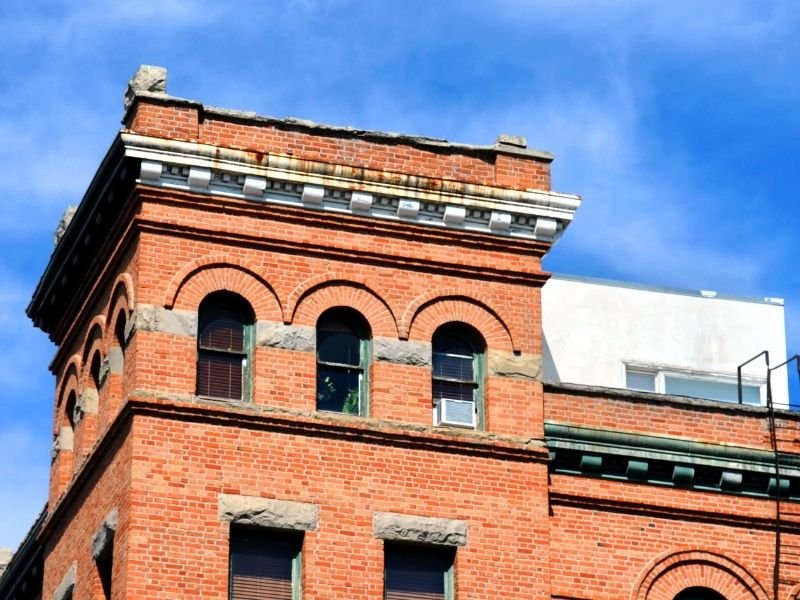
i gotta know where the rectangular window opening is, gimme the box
[384,543,454,600]
[230,528,302,600]
[625,365,763,405]
[97,553,112,599]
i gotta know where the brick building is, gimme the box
[2,65,800,599]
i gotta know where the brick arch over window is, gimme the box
[81,322,105,369]
[165,260,282,322]
[106,275,134,348]
[290,279,398,338]
[631,550,769,600]
[406,296,514,353]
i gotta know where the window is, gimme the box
[229,528,302,600]
[316,308,370,415]
[432,324,484,428]
[90,351,103,390]
[197,292,254,401]
[625,369,656,392]
[65,390,77,430]
[384,543,454,600]
[625,365,762,405]
[96,546,113,599]
[114,308,127,351]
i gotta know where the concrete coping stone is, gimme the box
[373,512,468,547]
[219,494,318,532]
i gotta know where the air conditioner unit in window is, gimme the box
[437,398,475,427]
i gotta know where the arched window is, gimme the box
[65,390,77,430]
[674,588,726,600]
[196,292,254,401]
[316,308,370,415]
[114,309,127,351]
[432,324,485,429]
[90,351,103,390]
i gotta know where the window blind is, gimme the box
[230,531,300,600]
[385,545,452,600]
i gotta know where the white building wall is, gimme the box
[542,274,789,408]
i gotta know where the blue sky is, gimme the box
[1,0,799,549]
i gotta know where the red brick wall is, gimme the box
[126,101,551,190]
[123,410,550,599]
[545,388,774,449]
[42,424,132,600]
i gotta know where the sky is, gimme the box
[1,0,799,550]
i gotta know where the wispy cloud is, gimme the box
[488,0,797,50]
[0,273,54,395]
[0,425,49,551]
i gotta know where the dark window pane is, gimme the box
[317,366,360,413]
[198,352,243,400]
[200,305,245,352]
[432,352,473,382]
[317,326,360,366]
[230,530,300,600]
[433,333,472,357]
[385,544,452,600]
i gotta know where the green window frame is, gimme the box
[384,543,455,600]
[229,528,303,600]
[432,323,485,429]
[197,292,254,402]
[316,308,371,416]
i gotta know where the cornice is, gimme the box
[546,422,799,501]
[121,132,580,244]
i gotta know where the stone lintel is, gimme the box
[134,305,197,337]
[488,351,541,380]
[256,322,315,352]
[219,494,318,532]
[53,562,76,600]
[91,508,118,560]
[374,338,431,366]
[373,512,467,547]
[107,346,124,374]
[52,427,74,458]
[75,388,99,424]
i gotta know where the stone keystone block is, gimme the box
[219,494,318,532]
[373,512,468,547]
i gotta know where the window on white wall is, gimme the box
[624,365,762,405]
[625,370,656,392]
